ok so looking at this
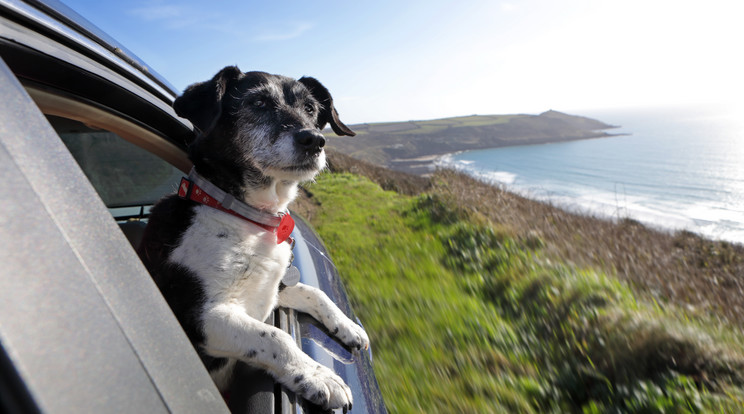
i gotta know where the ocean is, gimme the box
[436,105,744,244]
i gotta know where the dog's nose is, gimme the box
[294,130,326,150]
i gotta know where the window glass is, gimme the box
[47,115,183,209]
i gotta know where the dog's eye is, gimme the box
[304,103,315,114]
[253,99,267,108]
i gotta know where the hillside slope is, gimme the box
[308,151,744,325]
[292,153,744,412]
[326,110,619,175]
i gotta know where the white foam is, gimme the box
[435,154,516,185]
[440,157,744,244]
[537,189,744,244]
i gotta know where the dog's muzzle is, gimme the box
[294,129,326,153]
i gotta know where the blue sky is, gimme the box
[62,0,743,124]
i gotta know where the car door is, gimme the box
[0,56,230,414]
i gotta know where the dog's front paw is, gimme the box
[333,320,370,351]
[286,364,352,411]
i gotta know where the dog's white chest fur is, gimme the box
[169,205,291,321]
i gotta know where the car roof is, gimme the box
[20,0,180,99]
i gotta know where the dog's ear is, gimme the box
[174,66,243,136]
[298,77,355,137]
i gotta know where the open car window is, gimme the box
[45,114,183,217]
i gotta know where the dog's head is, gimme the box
[174,66,355,183]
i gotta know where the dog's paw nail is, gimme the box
[336,322,369,352]
[291,364,352,410]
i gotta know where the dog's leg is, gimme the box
[278,283,370,351]
[202,303,352,410]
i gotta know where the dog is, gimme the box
[137,66,368,411]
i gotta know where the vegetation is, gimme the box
[293,151,744,413]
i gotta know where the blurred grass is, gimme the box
[297,166,744,413]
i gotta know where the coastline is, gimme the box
[328,111,623,175]
[389,153,454,176]
[432,138,744,245]
[388,132,623,177]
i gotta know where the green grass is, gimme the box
[385,115,519,135]
[303,172,744,413]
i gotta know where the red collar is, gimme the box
[177,176,295,244]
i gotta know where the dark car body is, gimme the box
[0,1,385,412]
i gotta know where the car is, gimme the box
[0,0,387,412]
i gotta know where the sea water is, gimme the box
[437,105,744,244]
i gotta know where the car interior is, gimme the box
[27,86,187,248]
[44,114,181,247]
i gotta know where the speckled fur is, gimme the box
[138,67,366,411]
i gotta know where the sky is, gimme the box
[61,0,744,124]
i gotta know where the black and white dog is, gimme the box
[138,66,368,411]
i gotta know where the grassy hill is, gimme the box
[326,111,619,175]
[292,151,744,413]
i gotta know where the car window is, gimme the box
[46,114,183,214]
